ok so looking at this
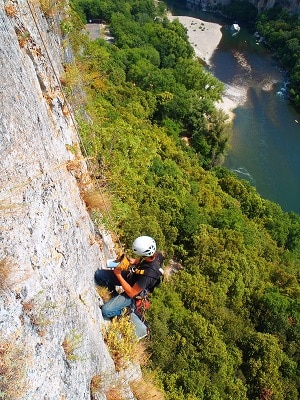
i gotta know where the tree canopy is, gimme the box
[256,7,300,108]
[66,1,300,398]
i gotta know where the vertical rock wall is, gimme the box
[0,1,137,398]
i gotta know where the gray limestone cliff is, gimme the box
[0,1,139,399]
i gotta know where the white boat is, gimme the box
[231,23,240,35]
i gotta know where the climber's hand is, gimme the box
[113,267,122,276]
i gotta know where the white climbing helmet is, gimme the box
[132,236,156,257]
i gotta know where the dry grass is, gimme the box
[38,0,65,17]
[62,103,69,116]
[65,154,92,192]
[0,198,23,217]
[95,285,112,303]
[65,157,82,171]
[131,340,151,367]
[62,330,82,361]
[43,91,55,106]
[38,0,56,16]
[105,386,125,400]
[0,336,28,399]
[15,27,31,48]
[130,371,165,400]
[4,2,18,17]
[90,375,130,400]
[90,375,102,399]
[0,258,12,293]
[60,76,67,86]
[130,340,165,399]
[66,145,111,213]
[81,189,109,212]
[0,257,29,294]
[22,299,53,336]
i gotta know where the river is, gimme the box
[166,2,300,214]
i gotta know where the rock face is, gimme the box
[187,0,300,14]
[254,0,300,13]
[0,1,138,399]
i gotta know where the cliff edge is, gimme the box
[0,1,138,398]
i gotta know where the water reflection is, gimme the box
[211,26,300,214]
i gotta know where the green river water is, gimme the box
[167,3,300,214]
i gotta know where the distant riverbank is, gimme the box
[167,14,222,66]
[168,14,241,120]
[167,7,300,213]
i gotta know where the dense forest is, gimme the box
[63,0,300,398]
[256,7,300,108]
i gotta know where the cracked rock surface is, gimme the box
[0,1,139,398]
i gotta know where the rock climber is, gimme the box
[94,235,164,339]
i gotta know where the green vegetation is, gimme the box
[72,0,229,170]
[64,0,300,398]
[219,0,258,29]
[103,314,138,370]
[256,7,300,108]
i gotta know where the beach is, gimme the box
[168,15,239,119]
[168,15,223,67]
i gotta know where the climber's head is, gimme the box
[132,236,156,257]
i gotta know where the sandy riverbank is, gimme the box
[168,14,243,120]
[168,15,223,67]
